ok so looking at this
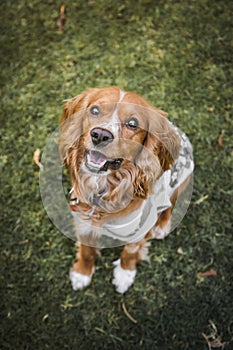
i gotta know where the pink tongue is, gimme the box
[90,150,109,165]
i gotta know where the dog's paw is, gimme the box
[112,259,136,294]
[69,270,92,291]
[152,220,171,239]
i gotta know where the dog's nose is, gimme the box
[90,128,114,146]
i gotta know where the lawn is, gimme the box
[0,0,232,349]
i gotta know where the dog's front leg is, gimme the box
[112,240,150,294]
[70,243,98,291]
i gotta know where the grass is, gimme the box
[0,0,232,349]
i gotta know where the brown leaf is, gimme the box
[217,130,224,148]
[57,5,66,32]
[198,269,217,278]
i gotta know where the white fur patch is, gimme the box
[69,270,92,291]
[105,90,126,136]
[119,90,126,102]
[106,110,120,136]
[152,220,171,239]
[112,259,136,294]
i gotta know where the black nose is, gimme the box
[90,128,114,146]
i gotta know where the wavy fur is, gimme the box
[58,87,187,293]
[59,87,180,219]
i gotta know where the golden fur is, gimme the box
[59,87,183,292]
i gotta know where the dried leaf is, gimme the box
[202,320,227,349]
[198,269,217,278]
[122,303,138,324]
[217,130,224,148]
[57,5,66,32]
[194,194,209,205]
[33,148,43,169]
[177,247,184,254]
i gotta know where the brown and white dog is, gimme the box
[59,87,193,293]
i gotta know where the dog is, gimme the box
[59,87,194,293]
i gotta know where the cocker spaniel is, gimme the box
[59,87,194,293]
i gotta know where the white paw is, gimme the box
[69,270,92,291]
[152,220,171,239]
[112,259,136,294]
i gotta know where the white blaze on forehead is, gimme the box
[119,90,126,102]
[104,90,126,136]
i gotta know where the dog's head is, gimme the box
[59,87,180,213]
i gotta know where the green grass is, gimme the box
[1,0,232,349]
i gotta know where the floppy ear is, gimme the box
[146,108,180,172]
[136,108,180,193]
[59,94,87,163]
[60,87,101,124]
[60,94,86,124]
[135,142,162,195]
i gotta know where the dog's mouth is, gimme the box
[84,150,123,174]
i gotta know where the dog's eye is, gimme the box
[125,117,139,130]
[90,105,100,117]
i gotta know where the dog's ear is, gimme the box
[59,93,87,163]
[136,108,180,194]
[146,108,180,171]
[60,94,86,124]
[135,143,162,195]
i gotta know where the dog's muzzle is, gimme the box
[84,150,123,173]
